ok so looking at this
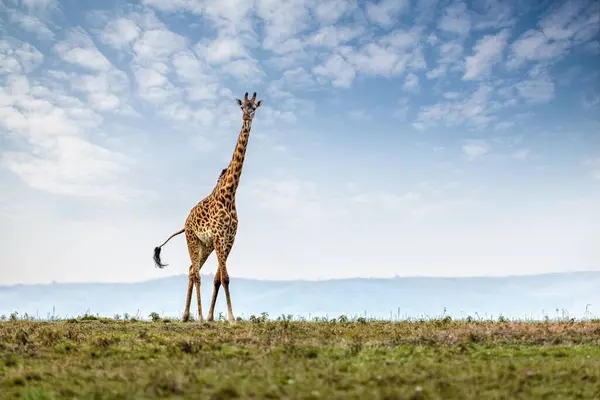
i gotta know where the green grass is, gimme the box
[1,316,600,399]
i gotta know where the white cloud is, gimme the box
[141,0,201,13]
[365,0,410,28]
[100,18,141,50]
[50,29,132,113]
[195,36,248,64]
[443,91,462,100]
[202,0,256,36]
[0,38,44,74]
[413,85,495,130]
[9,11,55,40]
[515,67,555,104]
[20,0,57,11]
[130,27,188,105]
[305,26,364,48]
[256,0,313,54]
[540,0,598,43]
[463,29,509,80]
[258,105,298,127]
[507,29,570,69]
[462,140,490,158]
[2,136,128,198]
[172,50,220,102]
[55,29,114,71]
[195,34,265,84]
[426,41,463,79]
[380,27,422,49]
[313,0,356,24]
[135,75,178,104]
[342,43,402,76]
[507,0,599,69]
[438,0,471,36]
[0,72,139,201]
[71,72,130,111]
[403,72,419,92]
[133,28,187,65]
[226,58,265,84]
[281,67,316,89]
[471,0,516,31]
[312,54,356,88]
[339,40,426,79]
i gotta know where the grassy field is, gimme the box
[1,314,599,399]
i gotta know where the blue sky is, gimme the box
[1,0,599,285]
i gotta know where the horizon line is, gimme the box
[1,269,598,288]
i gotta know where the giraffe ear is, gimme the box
[256,100,263,107]
[236,99,243,106]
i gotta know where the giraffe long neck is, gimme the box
[220,119,252,198]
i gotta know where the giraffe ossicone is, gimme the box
[153,92,263,323]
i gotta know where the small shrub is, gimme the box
[78,313,99,321]
[249,312,269,324]
[149,312,161,322]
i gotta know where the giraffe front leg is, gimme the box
[194,273,202,323]
[214,240,235,324]
[206,270,221,322]
[220,267,235,324]
[193,246,212,323]
[182,265,194,322]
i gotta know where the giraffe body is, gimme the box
[153,93,262,323]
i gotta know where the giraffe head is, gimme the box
[236,92,263,121]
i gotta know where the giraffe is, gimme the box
[153,92,263,323]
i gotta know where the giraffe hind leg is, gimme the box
[206,269,221,322]
[182,231,212,322]
[207,237,235,323]
[194,244,212,323]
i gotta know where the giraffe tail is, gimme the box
[154,228,185,269]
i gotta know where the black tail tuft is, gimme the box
[154,246,168,269]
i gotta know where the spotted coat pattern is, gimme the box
[154,92,263,323]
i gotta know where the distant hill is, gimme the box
[1,272,599,321]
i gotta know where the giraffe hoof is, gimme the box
[182,314,190,322]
